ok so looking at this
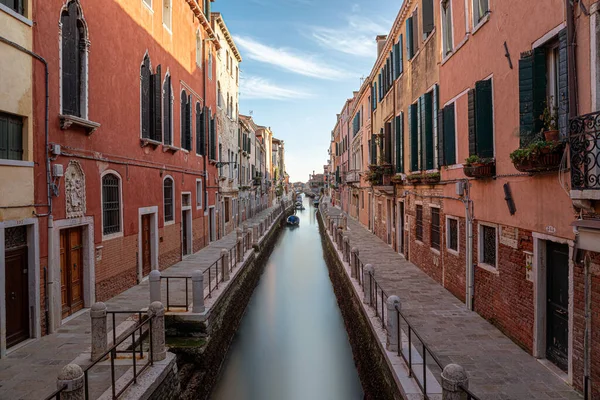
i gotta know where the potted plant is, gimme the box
[463,155,496,178]
[510,139,565,173]
[407,173,423,185]
[366,169,383,186]
[540,100,559,142]
[422,172,441,184]
[391,174,404,184]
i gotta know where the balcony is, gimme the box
[569,112,600,200]
[344,170,360,184]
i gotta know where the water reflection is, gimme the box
[210,197,363,400]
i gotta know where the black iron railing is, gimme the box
[459,383,482,400]
[160,276,192,310]
[569,111,600,190]
[43,385,67,400]
[106,311,146,356]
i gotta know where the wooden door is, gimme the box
[546,241,569,371]
[5,244,29,348]
[60,227,84,319]
[182,211,189,255]
[141,214,151,277]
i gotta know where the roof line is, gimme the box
[211,12,243,62]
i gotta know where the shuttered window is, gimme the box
[420,92,434,170]
[394,37,403,78]
[518,48,546,147]
[395,113,404,173]
[196,103,205,155]
[1,0,24,15]
[384,121,392,164]
[409,103,419,171]
[181,90,192,151]
[422,0,434,39]
[61,1,87,118]
[467,79,494,158]
[163,177,174,222]
[431,207,440,250]
[102,174,121,235]
[416,205,423,241]
[378,73,383,102]
[437,103,456,167]
[441,0,453,55]
[0,112,24,161]
[163,74,173,145]
[209,111,217,160]
[412,9,419,56]
[406,17,414,59]
[141,57,162,142]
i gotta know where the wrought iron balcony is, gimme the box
[570,112,600,198]
[345,170,360,183]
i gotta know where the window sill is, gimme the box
[102,231,124,242]
[140,138,162,148]
[180,148,190,154]
[142,1,154,14]
[445,163,464,170]
[163,24,172,34]
[477,262,499,275]
[430,247,441,255]
[0,3,32,26]
[0,159,34,167]
[164,220,175,226]
[472,12,491,36]
[447,248,460,256]
[162,144,179,153]
[415,239,424,246]
[59,114,100,135]
[441,35,469,66]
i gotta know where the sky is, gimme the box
[213,0,398,183]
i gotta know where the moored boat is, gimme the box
[287,215,300,226]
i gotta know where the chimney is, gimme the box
[376,35,388,57]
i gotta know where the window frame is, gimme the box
[162,0,171,32]
[430,205,441,252]
[163,175,175,225]
[415,203,424,242]
[162,71,173,146]
[472,0,490,28]
[0,111,24,161]
[446,215,459,254]
[196,30,203,68]
[0,0,28,20]
[101,170,123,240]
[142,0,152,11]
[441,0,454,56]
[478,221,498,272]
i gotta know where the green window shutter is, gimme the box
[372,83,377,110]
[475,79,494,158]
[392,47,397,80]
[395,113,404,173]
[433,84,439,167]
[418,96,424,170]
[444,104,456,165]
[0,114,8,159]
[385,122,392,164]
[412,9,419,56]
[424,92,434,170]
[406,17,414,59]
[409,103,419,171]
[378,73,382,101]
[437,107,445,167]
[468,89,477,156]
[398,35,404,75]
[558,28,569,139]
[422,0,434,37]
[371,133,377,164]
[518,48,546,147]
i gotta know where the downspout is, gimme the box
[0,35,53,331]
[463,180,474,310]
[583,250,591,399]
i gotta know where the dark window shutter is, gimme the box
[519,48,546,147]
[558,28,569,139]
[371,133,377,164]
[196,103,202,154]
[385,122,392,164]
[475,79,494,158]
[399,35,404,75]
[151,65,162,142]
[423,92,434,170]
[444,104,456,165]
[181,91,187,148]
[378,73,382,101]
[163,75,172,145]
[418,95,425,170]
[0,113,23,161]
[412,9,419,55]
[141,57,151,139]
[433,84,439,166]
[468,89,477,156]
[422,0,434,37]
[437,108,445,167]
[406,17,414,59]
[395,114,403,173]
[0,115,7,159]
[61,2,82,117]
[409,103,419,171]
[391,47,396,80]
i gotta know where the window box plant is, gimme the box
[540,100,559,142]
[366,169,383,186]
[510,140,565,173]
[422,172,441,184]
[391,174,405,184]
[463,155,496,178]
[407,173,423,185]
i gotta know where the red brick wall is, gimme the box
[159,223,181,270]
[443,216,466,303]
[193,216,206,253]
[95,235,138,301]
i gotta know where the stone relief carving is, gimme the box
[65,160,87,218]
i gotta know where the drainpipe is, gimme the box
[583,251,591,399]
[462,180,474,310]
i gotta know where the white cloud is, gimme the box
[308,15,391,58]
[240,76,313,100]
[232,35,353,80]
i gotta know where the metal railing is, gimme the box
[459,383,481,400]
[569,111,600,191]
[43,385,67,400]
[106,311,146,356]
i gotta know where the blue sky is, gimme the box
[214,0,398,182]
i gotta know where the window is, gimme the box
[468,79,494,158]
[196,103,205,155]
[441,0,453,55]
[1,0,24,16]
[447,216,458,252]
[437,103,456,166]
[196,32,203,67]
[431,207,440,250]
[226,50,230,71]
[143,0,152,8]
[162,0,171,30]
[479,224,497,268]
[181,90,191,150]
[208,49,213,80]
[224,198,230,223]
[203,0,210,21]
[61,0,88,118]
[209,109,217,160]
[236,66,239,84]
[163,73,173,145]
[0,112,24,161]
[217,82,222,108]
[196,179,203,209]
[406,10,418,59]
[163,177,174,222]
[141,55,162,142]
[395,113,404,173]
[409,86,438,171]
[473,0,489,25]
[422,0,434,40]
[416,204,423,241]
[394,37,403,79]
[102,173,121,235]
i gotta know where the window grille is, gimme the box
[102,174,121,235]
[164,178,174,222]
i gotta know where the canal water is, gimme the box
[211,197,363,400]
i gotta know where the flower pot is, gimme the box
[544,130,560,142]
[382,175,392,186]
[464,162,495,178]
[407,175,423,185]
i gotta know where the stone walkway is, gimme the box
[0,202,287,400]
[323,202,581,400]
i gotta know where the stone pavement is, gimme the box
[0,202,287,400]
[323,202,582,400]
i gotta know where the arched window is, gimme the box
[163,72,173,145]
[217,82,222,108]
[196,31,202,67]
[61,0,88,118]
[163,177,174,223]
[181,90,191,150]
[196,102,205,155]
[162,0,171,31]
[140,54,162,141]
[102,173,121,235]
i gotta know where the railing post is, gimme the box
[247,227,254,249]
[237,238,243,262]
[90,302,107,361]
[363,264,374,305]
[333,223,338,246]
[57,364,85,400]
[253,224,259,243]
[386,296,401,352]
[192,270,205,313]
[344,236,350,262]
[350,247,359,279]
[221,249,230,281]
[149,270,161,304]
[148,301,166,361]
[441,364,469,400]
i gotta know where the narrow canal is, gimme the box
[211,196,363,400]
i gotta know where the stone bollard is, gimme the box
[252,225,259,244]
[221,249,230,281]
[192,270,205,313]
[363,264,374,305]
[441,364,469,400]
[350,247,359,279]
[237,238,243,262]
[333,224,338,245]
[148,301,166,361]
[343,236,350,262]
[386,295,401,352]
[57,364,85,400]
[90,302,107,361]
[149,270,161,303]
[247,227,254,248]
